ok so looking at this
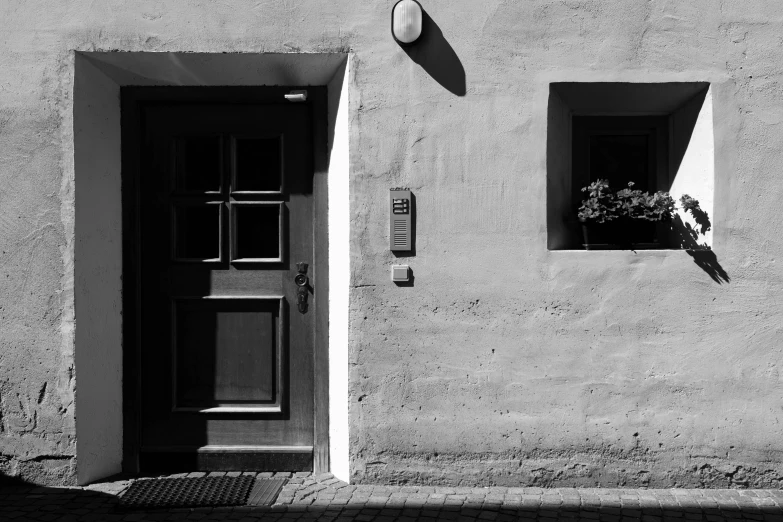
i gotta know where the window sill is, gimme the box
[548,247,709,253]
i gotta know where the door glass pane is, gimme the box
[175,136,222,192]
[233,137,282,192]
[174,204,221,260]
[175,299,278,406]
[233,204,281,261]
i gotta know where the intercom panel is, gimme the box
[390,189,412,251]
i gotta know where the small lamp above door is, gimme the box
[392,0,423,46]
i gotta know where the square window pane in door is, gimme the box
[231,203,282,262]
[174,136,222,193]
[232,137,282,193]
[173,203,222,261]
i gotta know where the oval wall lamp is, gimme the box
[392,0,423,46]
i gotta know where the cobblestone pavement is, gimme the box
[2,472,783,521]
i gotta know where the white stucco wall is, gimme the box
[0,0,781,488]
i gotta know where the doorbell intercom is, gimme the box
[390,189,412,251]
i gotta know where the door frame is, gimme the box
[120,87,330,473]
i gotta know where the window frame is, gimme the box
[570,116,670,248]
[572,116,669,214]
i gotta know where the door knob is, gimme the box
[295,262,309,314]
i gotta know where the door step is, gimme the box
[139,447,313,472]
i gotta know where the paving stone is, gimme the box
[7,478,783,521]
[477,512,498,520]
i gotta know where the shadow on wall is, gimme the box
[398,8,466,96]
[665,87,729,284]
[672,211,730,285]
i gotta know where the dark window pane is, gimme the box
[234,205,280,260]
[589,135,649,191]
[175,136,222,192]
[234,137,281,192]
[176,299,278,406]
[174,204,221,260]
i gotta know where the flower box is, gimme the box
[580,218,661,250]
[577,180,705,251]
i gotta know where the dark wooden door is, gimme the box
[137,102,315,471]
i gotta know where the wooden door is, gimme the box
[135,101,316,471]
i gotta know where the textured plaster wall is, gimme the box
[0,4,78,483]
[0,0,782,487]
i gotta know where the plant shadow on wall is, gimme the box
[672,198,730,284]
[578,181,729,284]
[398,8,466,96]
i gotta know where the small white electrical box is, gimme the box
[391,265,410,282]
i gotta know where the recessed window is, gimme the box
[573,116,668,246]
[546,82,714,250]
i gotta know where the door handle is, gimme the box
[294,262,309,314]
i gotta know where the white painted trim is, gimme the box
[327,59,351,484]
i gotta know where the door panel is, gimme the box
[137,103,315,470]
[173,298,281,409]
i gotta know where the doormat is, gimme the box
[119,475,257,509]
